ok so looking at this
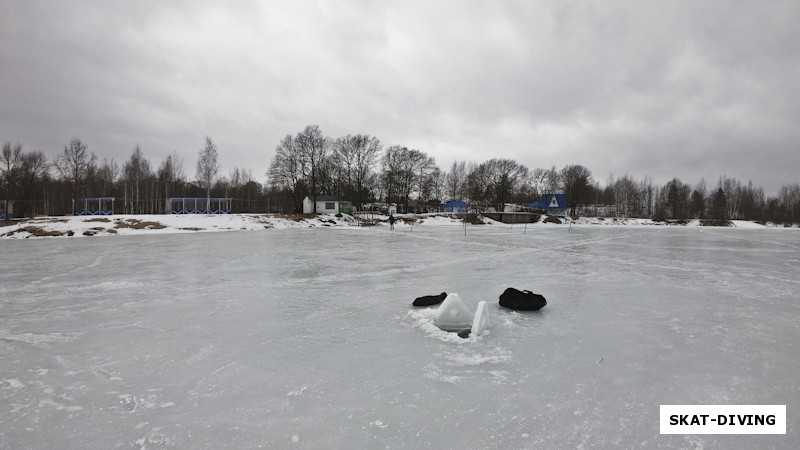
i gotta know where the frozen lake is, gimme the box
[1,224,799,449]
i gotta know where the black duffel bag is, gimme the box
[499,287,547,311]
[412,292,448,307]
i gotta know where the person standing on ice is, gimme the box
[388,214,396,230]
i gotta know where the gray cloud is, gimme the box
[1,0,798,194]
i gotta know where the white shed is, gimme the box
[303,195,341,214]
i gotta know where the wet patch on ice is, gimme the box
[408,305,514,384]
[287,384,308,397]
[1,378,26,389]
[423,348,513,385]
[369,419,388,429]
[133,429,171,449]
[423,364,463,384]
[67,280,146,292]
[443,348,512,366]
[38,398,83,412]
[117,393,174,412]
[0,330,84,349]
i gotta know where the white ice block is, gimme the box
[434,293,474,332]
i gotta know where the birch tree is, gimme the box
[196,136,220,212]
[54,138,95,214]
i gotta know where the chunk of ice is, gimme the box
[434,293,474,332]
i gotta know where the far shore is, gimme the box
[0,213,797,240]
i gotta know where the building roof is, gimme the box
[528,194,568,209]
[305,195,339,202]
[167,198,231,201]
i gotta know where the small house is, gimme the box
[503,203,524,212]
[303,196,351,214]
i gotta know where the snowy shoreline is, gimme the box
[0,213,795,239]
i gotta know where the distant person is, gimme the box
[388,214,396,230]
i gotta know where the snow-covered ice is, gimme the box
[1,223,799,449]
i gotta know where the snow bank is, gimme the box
[1,212,792,239]
[0,213,358,239]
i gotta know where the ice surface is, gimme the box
[434,293,474,331]
[1,224,799,449]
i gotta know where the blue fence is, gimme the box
[75,198,115,215]
[165,198,231,214]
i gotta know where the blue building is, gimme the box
[528,194,568,216]
[0,200,12,220]
[442,200,468,213]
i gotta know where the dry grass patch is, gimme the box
[291,213,317,222]
[461,214,484,225]
[32,218,68,223]
[4,226,66,237]
[84,217,111,223]
[178,227,204,231]
[114,219,167,230]
[83,227,108,236]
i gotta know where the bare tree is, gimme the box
[560,164,593,216]
[381,146,432,211]
[487,158,529,210]
[639,175,655,218]
[465,161,492,209]
[54,138,95,214]
[778,183,800,223]
[331,134,381,208]
[529,167,550,200]
[612,174,640,218]
[463,159,529,210]
[17,151,48,217]
[123,145,151,214]
[295,125,328,213]
[158,151,185,201]
[97,159,119,197]
[1,142,23,218]
[196,136,220,212]
[545,166,560,194]
[429,166,448,205]
[268,134,306,212]
[227,166,253,212]
[446,160,467,201]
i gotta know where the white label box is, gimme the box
[660,405,786,434]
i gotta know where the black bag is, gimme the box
[499,287,547,311]
[412,292,447,307]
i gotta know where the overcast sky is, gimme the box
[2,1,799,194]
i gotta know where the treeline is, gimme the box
[1,138,266,217]
[267,125,800,223]
[2,125,800,224]
[594,175,800,223]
